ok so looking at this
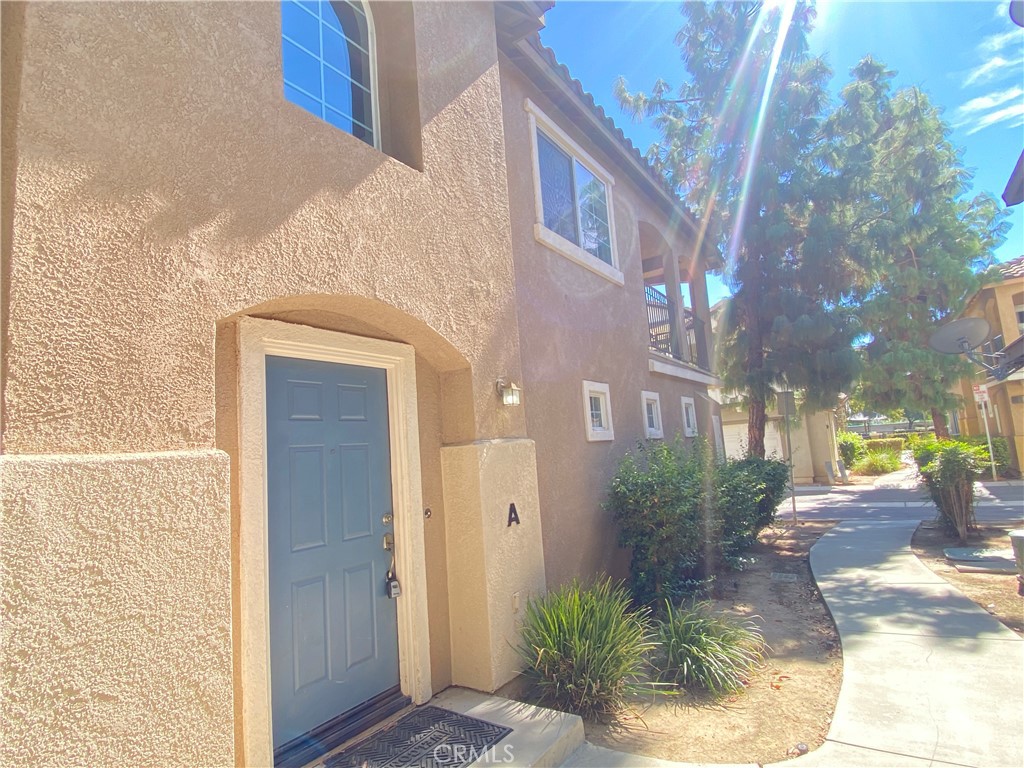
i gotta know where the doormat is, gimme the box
[324,705,512,768]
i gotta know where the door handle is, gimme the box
[382,532,394,552]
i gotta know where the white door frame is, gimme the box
[237,317,431,767]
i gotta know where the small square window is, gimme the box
[641,391,663,439]
[583,381,614,442]
[681,396,698,437]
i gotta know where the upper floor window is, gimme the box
[536,132,612,264]
[526,99,622,286]
[281,0,377,148]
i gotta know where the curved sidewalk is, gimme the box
[782,520,1024,768]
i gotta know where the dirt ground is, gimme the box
[911,522,1023,637]
[585,520,843,765]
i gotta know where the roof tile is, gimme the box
[997,255,1024,279]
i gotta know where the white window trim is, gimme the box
[363,1,382,151]
[525,98,623,286]
[583,380,615,442]
[681,396,698,437]
[642,390,664,439]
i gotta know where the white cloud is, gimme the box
[962,101,1024,134]
[979,28,1021,54]
[963,54,1024,86]
[956,15,1024,135]
[957,86,1024,116]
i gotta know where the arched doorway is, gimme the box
[216,297,473,766]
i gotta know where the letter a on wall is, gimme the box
[507,503,520,527]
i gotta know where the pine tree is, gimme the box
[824,59,1008,435]
[617,1,859,457]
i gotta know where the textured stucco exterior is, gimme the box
[2,0,525,456]
[499,62,717,587]
[0,451,233,766]
[2,1,719,762]
[441,439,546,692]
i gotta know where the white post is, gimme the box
[782,391,797,523]
[980,400,998,481]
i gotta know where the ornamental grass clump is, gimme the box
[852,449,902,475]
[517,578,660,719]
[655,601,766,696]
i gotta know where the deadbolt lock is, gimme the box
[382,513,394,525]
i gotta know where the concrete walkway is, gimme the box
[563,519,1023,768]
[780,520,1024,768]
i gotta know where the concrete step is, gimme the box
[432,688,585,768]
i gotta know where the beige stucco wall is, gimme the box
[498,62,714,588]
[441,439,546,692]
[0,451,233,766]
[2,1,526,457]
[2,1,534,760]
[805,409,839,484]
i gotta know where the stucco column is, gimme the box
[689,266,713,368]
[440,438,546,692]
[663,251,690,362]
[806,410,839,485]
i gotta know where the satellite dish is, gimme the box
[928,317,990,354]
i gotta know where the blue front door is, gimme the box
[266,355,400,750]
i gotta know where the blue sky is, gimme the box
[539,0,1024,304]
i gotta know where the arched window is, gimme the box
[281,0,377,147]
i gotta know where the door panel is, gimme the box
[266,355,399,750]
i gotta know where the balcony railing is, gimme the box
[645,284,710,371]
[645,284,674,356]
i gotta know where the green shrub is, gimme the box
[852,449,902,475]
[655,601,765,695]
[961,435,1012,478]
[920,442,988,542]
[836,431,866,467]
[715,456,790,563]
[910,434,943,471]
[517,578,660,718]
[864,437,906,453]
[608,440,788,604]
[608,439,707,605]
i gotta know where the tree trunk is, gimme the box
[745,300,767,458]
[931,407,949,439]
[748,395,767,459]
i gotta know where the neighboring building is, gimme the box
[715,395,841,485]
[0,2,719,765]
[707,302,842,485]
[950,256,1024,474]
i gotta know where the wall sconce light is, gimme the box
[496,379,522,407]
